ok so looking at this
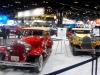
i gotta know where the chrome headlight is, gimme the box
[91,38,96,43]
[6,44,12,50]
[79,38,83,43]
[17,40,26,44]
[24,43,31,51]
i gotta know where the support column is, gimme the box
[57,12,63,27]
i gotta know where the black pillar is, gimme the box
[57,12,63,27]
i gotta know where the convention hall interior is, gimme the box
[0,0,100,75]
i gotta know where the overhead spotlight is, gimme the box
[46,2,48,3]
[85,4,89,6]
[94,7,97,9]
[74,1,78,3]
[35,4,37,5]
[83,13,86,14]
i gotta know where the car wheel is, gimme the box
[0,53,7,70]
[34,55,43,73]
[69,41,72,46]
[72,47,78,56]
[47,48,52,54]
[96,52,100,56]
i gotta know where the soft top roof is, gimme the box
[72,28,91,30]
[22,27,50,31]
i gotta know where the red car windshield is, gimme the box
[22,30,43,36]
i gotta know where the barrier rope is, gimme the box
[45,56,98,75]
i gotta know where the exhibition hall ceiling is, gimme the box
[0,0,100,20]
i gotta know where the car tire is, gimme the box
[48,48,52,53]
[0,53,7,70]
[72,47,78,56]
[34,55,43,73]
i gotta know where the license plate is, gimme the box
[11,56,19,61]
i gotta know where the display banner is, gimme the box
[57,28,66,39]
[93,28,100,36]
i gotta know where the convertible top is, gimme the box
[72,28,91,30]
[22,27,50,31]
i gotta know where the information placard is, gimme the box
[93,28,100,36]
[57,28,66,39]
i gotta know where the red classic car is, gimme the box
[0,27,53,73]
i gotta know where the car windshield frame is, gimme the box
[74,30,90,34]
[22,30,43,36]
[72,28,91,34]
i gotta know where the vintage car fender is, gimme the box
[0,46,8,54]
[27,48,44,56]
[67,32,72,37]
[47,38,53,48]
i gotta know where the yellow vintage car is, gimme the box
[69,28,100,56]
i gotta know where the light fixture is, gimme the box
[94,7,97,9]
[74,1,78,3]
[85,4,89,6]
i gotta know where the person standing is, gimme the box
[6,26,10,39]
[1,26,8,45]
[16,28,21,39]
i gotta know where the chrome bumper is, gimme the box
[0,61,38,67]
[75,48,100,52]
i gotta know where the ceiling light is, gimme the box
[46,2,48,3]
[74,1,78,3]
[15,1,20,3]
[77,14,79,15]
[3,6,7,8]
[85,4,89,6]
[43,1,46,3]
[94,7,97,9]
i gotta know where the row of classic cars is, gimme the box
[0,26,100,73]
[68,28,100,56]
[0,27,53,73]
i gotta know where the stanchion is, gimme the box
[91,55,94,75]
[91,51,99,75]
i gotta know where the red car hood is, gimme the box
[21,36,43,45]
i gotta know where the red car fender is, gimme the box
[67,32,72,37]
[47,38,53,48]
[27,48,44,56]
[0,46,8,54]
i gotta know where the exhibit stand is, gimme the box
[54,28,68,55]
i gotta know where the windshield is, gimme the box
[46,17,54,21]
[73,30,90,34]
[22,30,43,36]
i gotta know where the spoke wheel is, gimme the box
[72,47,78,56]
[34,55,43,73]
